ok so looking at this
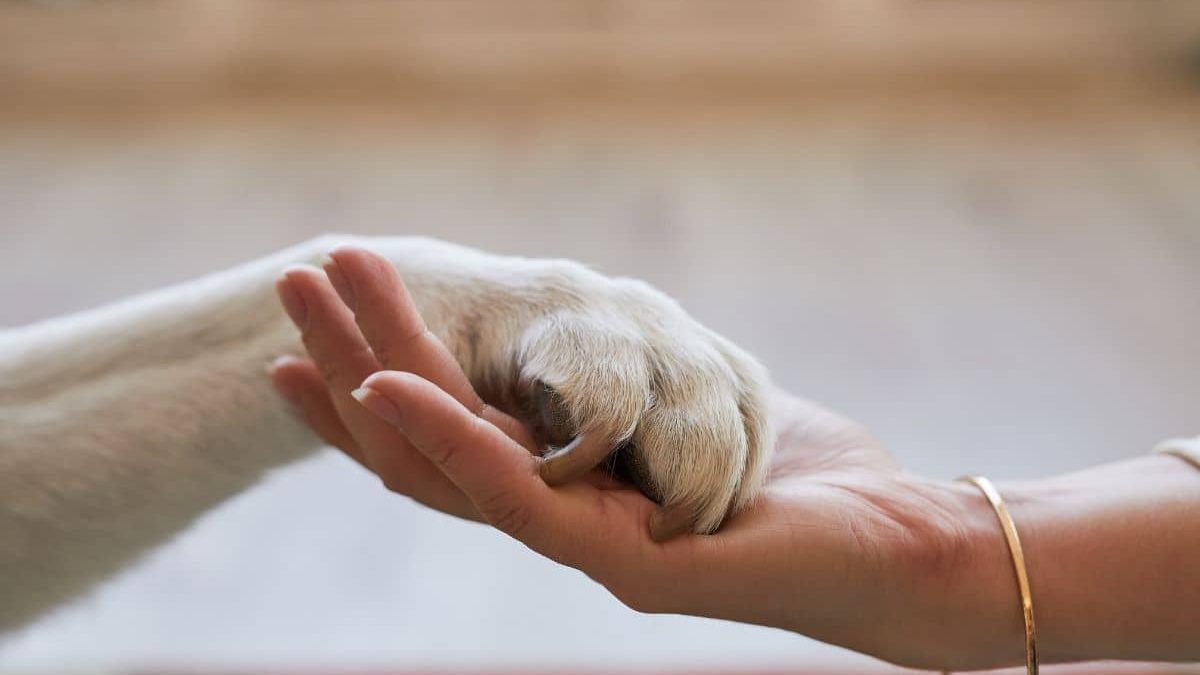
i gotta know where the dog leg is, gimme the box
[0,235,773,631]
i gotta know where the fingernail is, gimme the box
[352,386,403,426]
[276,276,308,328]
[323,256,356,311]
[269,354,302,373]
[538,434,614,486]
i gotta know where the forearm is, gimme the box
[1008,453,1200,662]
[949,453,1200,666]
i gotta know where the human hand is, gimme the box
[271,246,1024,671]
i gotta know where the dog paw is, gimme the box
[488,268,772,538]
[345,236,773,538]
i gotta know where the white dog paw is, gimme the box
[497,271,772,537]
[353,236,773,537]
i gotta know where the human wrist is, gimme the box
[928,452,1200,668]
[906,477,1030,670]
[824,475,1029,670]
[937,469,1109,668]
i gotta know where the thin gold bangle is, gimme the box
[1154,437,1200,472]
[961,475,1039,675]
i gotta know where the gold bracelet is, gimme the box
[1154,437,1200,472]
[961,475,1039,675]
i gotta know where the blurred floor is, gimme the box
[1,1,1200,673]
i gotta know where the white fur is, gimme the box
[0,235,772,632]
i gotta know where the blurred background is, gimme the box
[2,1,1199,673]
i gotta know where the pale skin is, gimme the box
[272,247,1200,671]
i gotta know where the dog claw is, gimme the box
[538,433,613,486]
